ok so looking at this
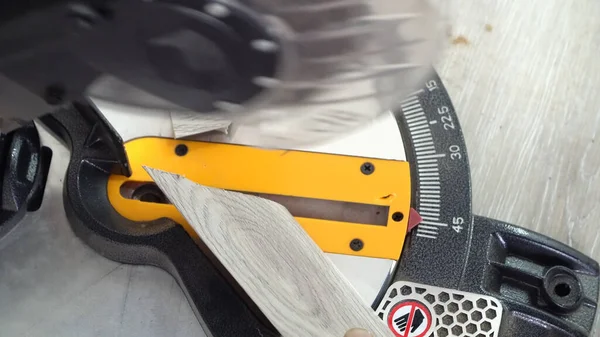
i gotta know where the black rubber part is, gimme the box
[0,123,52,240]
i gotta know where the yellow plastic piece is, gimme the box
[107,138,411,260]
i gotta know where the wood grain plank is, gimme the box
[438,0,600,256]
[435,1,600,333]
[171,111,231,139]
[144,166,393,337]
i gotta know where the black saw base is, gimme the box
[0,70,594,337]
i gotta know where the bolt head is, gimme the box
[361,162,375,175]
[350,239,364,251]
[175,144,189,156]
[392,212,404,222]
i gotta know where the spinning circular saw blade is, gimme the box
[90,0,448,148]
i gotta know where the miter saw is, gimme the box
[0,1,598,337]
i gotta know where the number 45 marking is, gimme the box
[453,217,465,233]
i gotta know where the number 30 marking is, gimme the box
[450,145,462,160]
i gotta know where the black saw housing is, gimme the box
[0,0,279,120]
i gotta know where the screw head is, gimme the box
[392,212,404,222]
[175,144,188,156]
[360,162,375,175]
[350,239,364,251]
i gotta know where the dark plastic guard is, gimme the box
[0,123,52,240]
[465,216,599,337]
[395,215,600,337]
[0,0,278,118]
[40,105,280,337]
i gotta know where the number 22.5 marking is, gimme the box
[442,115,455,130]
[436,106,455,130]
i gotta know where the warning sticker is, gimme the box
[387,300,432,337]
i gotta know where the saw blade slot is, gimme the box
[120,181,390,226]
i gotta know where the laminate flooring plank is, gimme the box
[171,111,231,139]
[144,166,395,337]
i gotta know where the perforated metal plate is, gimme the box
[376,281,503,337]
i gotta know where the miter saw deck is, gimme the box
[1,71,598,337]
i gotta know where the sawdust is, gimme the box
[452,35,470,45]
[485,24,494,32]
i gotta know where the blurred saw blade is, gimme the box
[88,0,448,148]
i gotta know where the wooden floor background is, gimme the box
[437,0,600,332]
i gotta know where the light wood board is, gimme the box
[438,0,600,258]
[144,166,395,337]
[170,111,231,139]
[436,1,600,332]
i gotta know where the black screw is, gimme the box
[349,239,364,251]
[392,212,404,222]
[175,144,188,156]
[44,84,66,105]
[361,162,375,175]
